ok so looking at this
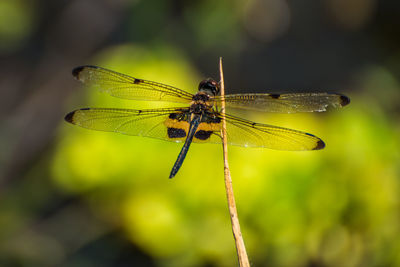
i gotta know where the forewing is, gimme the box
[214,93,350,113]
[65,107,189,143]
[198,113,324,150]
[72,65,194,103]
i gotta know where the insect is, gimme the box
[65,65,350,178]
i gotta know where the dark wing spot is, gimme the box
[65,108,90,123]
[169,113,177,119]
[340,95,350,107]
[313,139,325,150]
[194,130,213,140]
[169,112,189,121]
[64,111,76,123]
[134,79,143,84]
[169,113,182,120]
[206,116,221,123]
[168,128,186,138]
[72,66,84,79]
[269,94,281,99]
[72,65,99,80]
[201,113,221,123]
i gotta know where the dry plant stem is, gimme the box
[219,57,250,267]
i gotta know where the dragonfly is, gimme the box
[65,65,350,178]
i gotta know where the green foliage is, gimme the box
[0,0,34,53]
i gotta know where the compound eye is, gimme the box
[198,79,219,95]
[208,80,220,95]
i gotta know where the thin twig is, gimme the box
[219,57,250,267]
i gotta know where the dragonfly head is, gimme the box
[198,78,220,96]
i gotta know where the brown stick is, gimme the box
[219,57,250,267]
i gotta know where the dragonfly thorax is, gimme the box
[191,90,215,114]
[189,102,209,114]
[192,92,210,102]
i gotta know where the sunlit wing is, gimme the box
[72,65,194,103]
[203,113,325,150]
[65,107,223,144]
[213,93,350,113]
[65,108,324,150]
[65,107,190,143]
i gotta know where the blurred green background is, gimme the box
[1,0,400,266]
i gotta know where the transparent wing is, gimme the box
[65,108,324,150]
[214,93,350,113]
[72,65,194,103]
[64,107,190,143]
[203,113,325,150]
